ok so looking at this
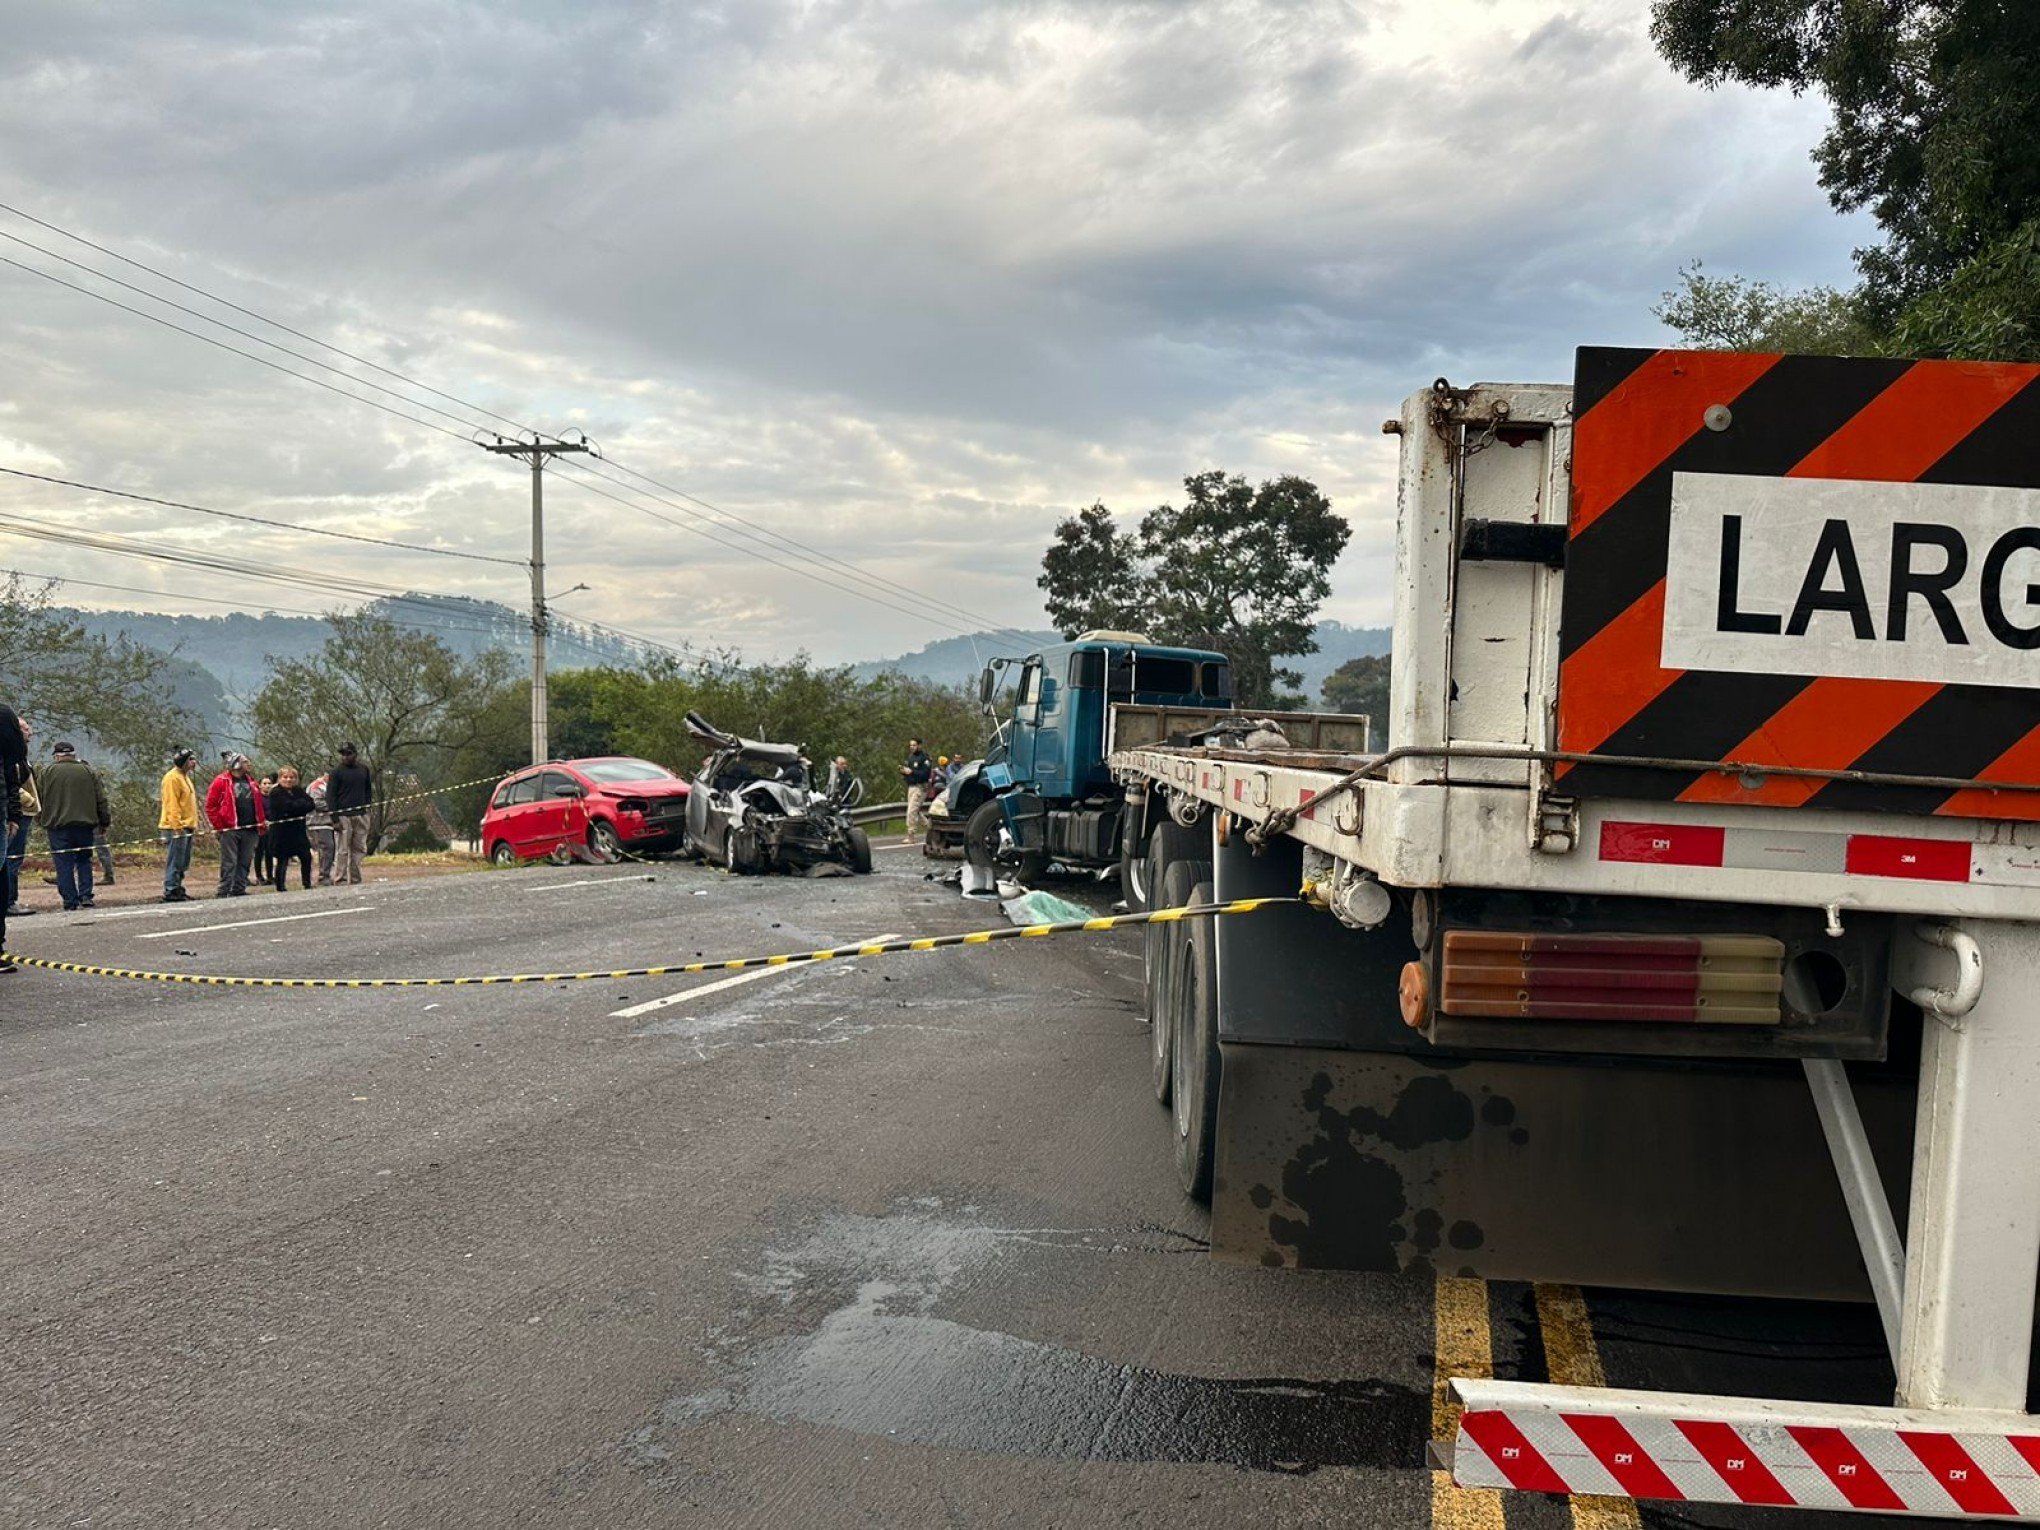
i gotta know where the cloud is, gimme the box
[0,0,1864,660]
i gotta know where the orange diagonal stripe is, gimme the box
[1680,679,1941,807]
[1555,581,1678,766]
[1940,724,2040,823]
[1570,349,1780,536]
[1787,360,2040,482]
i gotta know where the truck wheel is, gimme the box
[846,826,874,874]
[964,799,1050,882]
[1170,878,1222,1202]
[1150,858,1210,1107]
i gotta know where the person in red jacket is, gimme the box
[205,753,267,897]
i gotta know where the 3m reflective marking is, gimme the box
[1598,822,1725,868]
[1845,835,1973,883]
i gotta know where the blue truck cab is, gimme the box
[933,631,1232,883]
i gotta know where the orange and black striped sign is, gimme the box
[1556,347,2040,821]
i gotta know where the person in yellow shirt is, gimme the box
[159,748,200,903]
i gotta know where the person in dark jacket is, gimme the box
[327,743,373,884]
[37,742,110,912]
[266,766,316,891]
[0,703,25,971]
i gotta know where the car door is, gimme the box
[529,770,579,855]
[500,772,544,854]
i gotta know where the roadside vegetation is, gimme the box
[1651,1,2040,358]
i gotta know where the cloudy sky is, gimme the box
[0,0,1866,666]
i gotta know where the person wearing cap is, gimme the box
[205,754,266,897]
[327,743,373,885]
[37,741,110,912]
[159,748,200,902]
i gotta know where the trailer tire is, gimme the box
[1170,878,1221,1202]
[1149,856,1209,1107]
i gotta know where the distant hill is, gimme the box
[851,621,1391,698]
[63,594,647,718]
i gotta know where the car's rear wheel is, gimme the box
[724,826,758,875]
[488,840,516,868]
[588,821,623,864]
[845,826,874,874]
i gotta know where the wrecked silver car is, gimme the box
[681,712,874,876]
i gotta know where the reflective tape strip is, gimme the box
[1,898,1295,989]
[1456,1406,2040,1519]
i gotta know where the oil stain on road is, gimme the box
[632,1200,1427,1477]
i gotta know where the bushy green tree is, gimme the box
[1653,263,1878,354]
[1035,472,1350,706]
[1320,654,1391,744]
[1651,1,2040,359]
[250,612,515,847]
[0,575,198,767]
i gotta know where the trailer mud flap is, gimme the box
[1208,1041,1914,1301]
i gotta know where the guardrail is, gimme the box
[848,800,907,826]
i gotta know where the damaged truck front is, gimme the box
[1113,352,2040,1520]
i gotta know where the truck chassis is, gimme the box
[1112,367,2040,1520]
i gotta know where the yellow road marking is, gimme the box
[1535,1284,1642,1530]
[1432,1275,1505,1530]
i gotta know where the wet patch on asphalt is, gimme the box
[632,1200,1426,1476]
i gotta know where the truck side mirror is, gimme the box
[979,665,996,706]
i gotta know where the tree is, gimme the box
[0,575,197,766]
[1036,472,1351,707]
[1320,654,1391,744]
[1037,503,1147,636]
[1653,263,1876,354]
[1651,1,2040,359]
[250,613,515,847]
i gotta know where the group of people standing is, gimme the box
[161,744,375,900]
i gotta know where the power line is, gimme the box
[0,203,1046,649]
[546,464,987,636]
[0,198,539,438]
[0,227,497,439]
[0,257,477,444]
[0,466,525,566]
[585,455,1043,647]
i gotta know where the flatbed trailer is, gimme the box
[1111,354,2040,1519]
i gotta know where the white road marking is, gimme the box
[521,876,631,894]
[135,906,374,939]
[612,933,901,1019]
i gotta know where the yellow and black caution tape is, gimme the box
[0,897,1298,989]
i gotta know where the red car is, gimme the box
[481,757,690,866]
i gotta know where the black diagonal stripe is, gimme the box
[1559,355,1913,661]
[1804,686,2040,816]
[1571,346,1659,422]
[1575,671,1813,800]
[1919,374,2040,488]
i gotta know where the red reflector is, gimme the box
[1599,822,1725,868]
[1845,835,1971,884]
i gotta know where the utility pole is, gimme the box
[482,434,590,765]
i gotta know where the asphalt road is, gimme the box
[0,853,1931,1529]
